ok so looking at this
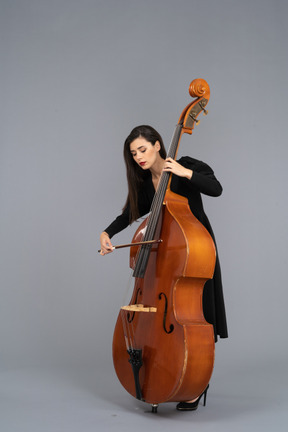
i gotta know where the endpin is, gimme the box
[151,403,158,413]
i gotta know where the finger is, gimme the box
[164,160,172,167]
[100,245,114,255]
[100,249,109,255]
[100,240,112,250]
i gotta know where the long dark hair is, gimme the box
[123,125,166,223]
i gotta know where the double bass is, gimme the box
[112,79,216,412]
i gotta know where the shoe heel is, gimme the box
[203,384,209,407]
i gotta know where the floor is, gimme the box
[0,359,287,432]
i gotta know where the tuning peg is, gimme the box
[189,112,200,125]
[199,101,208,115]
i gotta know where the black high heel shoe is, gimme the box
[176,385,209,411]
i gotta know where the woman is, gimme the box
[100,125,228,410]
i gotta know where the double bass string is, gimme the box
[148,123,183,234]
[122,123,183,347]
[120,271,138,351]
[132,124,182,278]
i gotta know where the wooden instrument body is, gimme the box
[112,190,216,404]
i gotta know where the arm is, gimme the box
[99,205,130,255]
[164,156,222,197]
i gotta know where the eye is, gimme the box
[141,149,146,153]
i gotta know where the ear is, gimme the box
[154,141,161,152]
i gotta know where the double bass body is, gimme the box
[113,189,216,404]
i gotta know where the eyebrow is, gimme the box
[130,145,146,153]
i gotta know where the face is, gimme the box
[130,137,161,170]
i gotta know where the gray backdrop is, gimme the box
[1,1,288,431]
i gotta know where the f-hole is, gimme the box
[159,292,174,334]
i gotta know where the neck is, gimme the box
[150,157,165,179]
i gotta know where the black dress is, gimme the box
[104,156,228,341]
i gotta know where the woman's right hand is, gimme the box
[99,232,114,255]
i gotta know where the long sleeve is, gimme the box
[103,182,153,238]
[179,156,223,197]
[104,204,130,239]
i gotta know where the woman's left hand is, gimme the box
[163,158,193,179]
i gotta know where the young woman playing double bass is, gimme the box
[99,124,228,411]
